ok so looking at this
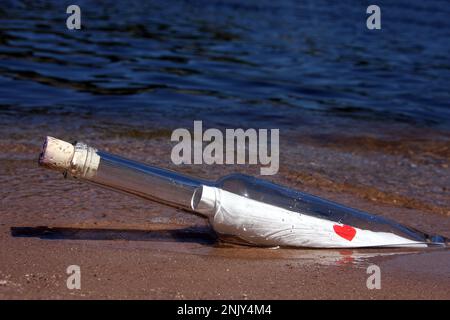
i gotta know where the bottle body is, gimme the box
[201,174,447,247]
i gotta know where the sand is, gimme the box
[0,125,449,299]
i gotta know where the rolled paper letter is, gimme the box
[192,185,428,248]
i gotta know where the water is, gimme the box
[1,0,450,132]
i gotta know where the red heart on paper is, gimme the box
[333,224,356,241]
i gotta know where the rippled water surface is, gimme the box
[1,0,449,131]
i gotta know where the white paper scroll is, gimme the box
[192,185,427,248]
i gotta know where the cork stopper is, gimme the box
[38,136,75,171]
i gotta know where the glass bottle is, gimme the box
[39,137,448,248]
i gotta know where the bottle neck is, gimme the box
[67,142,208,211]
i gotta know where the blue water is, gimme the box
[0,0,450,132]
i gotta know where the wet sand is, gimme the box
[0,124,449,299]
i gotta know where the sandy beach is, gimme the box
[1,126,449,299]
